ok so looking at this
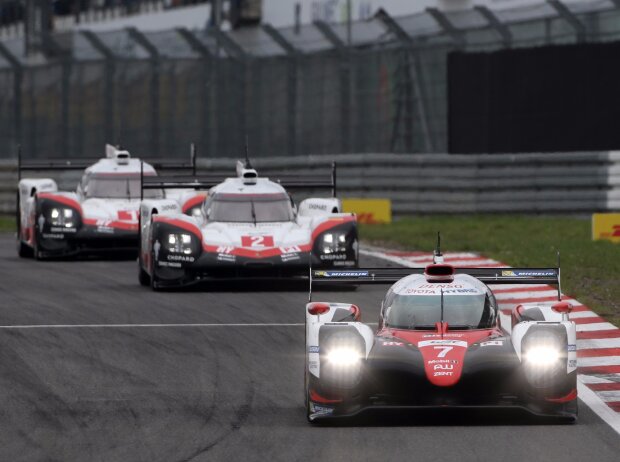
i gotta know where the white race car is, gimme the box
[16,145,191,259]
[137,160,358,289]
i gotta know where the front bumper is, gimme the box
[36,224,138,257]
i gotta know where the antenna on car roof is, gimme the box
[244,135,252,169]
[433,232,444,264]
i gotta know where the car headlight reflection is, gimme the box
[166,233,193,254]
[49,207,75,228]
[524,346,561,367]
[326,347,361,367]
[322,232,347,254]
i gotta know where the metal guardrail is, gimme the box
[2,152,619,215]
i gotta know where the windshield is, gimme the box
[386,293,496,329]
[85,175,162,199]
[208,194,294,223]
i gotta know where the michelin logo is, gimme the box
[315,270,369,278]
[501,270,556,277]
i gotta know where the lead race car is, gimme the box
[137,159,358,289]
[16,144,193,259]
[304,245,578,422]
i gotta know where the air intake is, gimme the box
[424,264,455,283]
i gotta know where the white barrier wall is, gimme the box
[2,152,619,215]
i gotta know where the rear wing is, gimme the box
[17,145,196,181]
[141,161,338,197]
[309,266,561,301]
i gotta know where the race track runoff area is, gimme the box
[0,235,618,461]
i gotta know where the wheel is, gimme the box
[17,239,33,258]
[150,250,161,291]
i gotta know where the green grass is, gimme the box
[0,216,15,233]
[360,215,620,327]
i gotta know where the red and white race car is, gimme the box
[137,160,358,289]
[16,145,189,259]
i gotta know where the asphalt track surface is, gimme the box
[0,235,618,461]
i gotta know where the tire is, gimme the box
[17,239,33,258]
[150,250,161,291]
[138,256,151,286]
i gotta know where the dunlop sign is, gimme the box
[342,199,392,224]
[592,213,620,243]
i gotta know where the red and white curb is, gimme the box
[362,247,620,433]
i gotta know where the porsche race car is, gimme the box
[16,145,193,259]
[137,160,358,289]
[304,249,577,422]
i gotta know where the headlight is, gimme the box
[49,207,75,228]
[321,232,347,254]
[166,233,193,254]
[189,207,203,219]
[326,347,361,367]
[524,346,561,367]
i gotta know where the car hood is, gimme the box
[200,221,311,249]
[81,198,140,222]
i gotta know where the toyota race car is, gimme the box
[16,145,192,259]
[137,159,358,289]
[304,247,577,422]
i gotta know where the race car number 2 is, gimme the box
[241,235,274,247]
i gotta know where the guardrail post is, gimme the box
[547,0,587,43]
[262,24,300,156]
[81,31,116,147]
[474,6,513,49]
[314,20,351,154]
[127,27,160,156]
[177,28,215,159]
[0,43,22,155]
[376,9,433,153]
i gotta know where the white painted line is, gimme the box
[577,322,618,332]
[578,374,614,384]
[578,338,620,349]
[578,356,620,367]
[570,311,601,319]
[578,378,620,435]
[0,323,305,329]
[494,290,559,300]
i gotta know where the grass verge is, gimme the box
[360,215,620,327]
[0,216,15,233]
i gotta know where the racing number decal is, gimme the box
[118,210,138,221]
[241,235,275,247]
[434,346,453,358]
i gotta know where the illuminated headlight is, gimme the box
[321,232,347,254]
[166,233,193,254]
[49,207,75,228]
[326,347,361,367]
[189,207,203,219]
[524,346,561,367]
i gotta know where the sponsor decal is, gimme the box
[309,403,334,416]
[419,283,463,289]
[341,198,392,224]
[501,270,556,277]
[42,233,64,239]
[433,371,453,377]
[405,288,480,295]
[308,345,320,353]
[309,360,318,370]
[423,333,464,338]
[281,253,300,262]
[96,226,115,234]
[434,364,454,371]
[167,255,195,263]
[418,340,468,348]
[216,246,234,254]
[217,253,236,262]
[319,254,347,261]
[592,213,620,243]
[51,227,77,233]
[333,261,356,267]
[315,270,369,277]
[567,344,577,352]
[480,340,503,347]
[427,359,458,364]
[280,245,301,254]
[158,261,182,268]
[161,204,177,211]
[381,341,404,346]
[307,203,328,211]
[568,359,577,368]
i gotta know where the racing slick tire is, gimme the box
[17,239,32,258]
[138,256,151,286]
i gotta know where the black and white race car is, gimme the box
[16,145,192,259]
[304,249,577,422]
[137,160,358,289]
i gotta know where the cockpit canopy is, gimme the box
[205,193,294,223]
[383,277,498,330]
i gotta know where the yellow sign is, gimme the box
[342,198,392,224]
[592,213,620,242]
